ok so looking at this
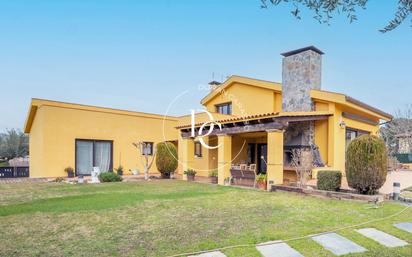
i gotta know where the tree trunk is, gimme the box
[144,166,149,180]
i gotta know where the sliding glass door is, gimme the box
[75,139,113,175]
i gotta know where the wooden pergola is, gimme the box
[179,112,332,138]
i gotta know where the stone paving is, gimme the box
[189,222,412,257]
[311,233,367,256]
[188,251,227,257]
[394,222,412,234]
[256,241,304,257]
[379,170,412,194]
[357,228,408,248]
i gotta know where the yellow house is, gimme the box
[24,46,392,186]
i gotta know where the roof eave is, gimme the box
[23,101,37,133]
[345,96,393,121]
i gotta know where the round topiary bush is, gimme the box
[346,134,388,195]
[317,170,342,191]
[156,142,178,178]
[98,172,123,182]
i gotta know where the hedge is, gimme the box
[317,170,342,191]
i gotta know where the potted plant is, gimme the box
[184,169,197,181]
[209,170,218,184]
[115,165,124,176]
[64,166,74,178]
[256,174,267,190]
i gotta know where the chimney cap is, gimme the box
[281,46,324,57]
[208,80,222,85]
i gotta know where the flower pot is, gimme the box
[257,181,267,190]
[210,176,218,184]
[67,171,74,178]
[187,174,195,181]
[117,170,123,176]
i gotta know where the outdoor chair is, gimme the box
[248,164,257,188]
[229,164,257,187]
[230,167,243,185]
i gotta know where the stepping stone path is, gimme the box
[188,251,227,257]
[394,222,412,234]
[256,241,304,257]
[312,233,367,256]
[357,228,408,248]
[188,223,412,257]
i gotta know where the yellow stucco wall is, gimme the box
[190,138,213,177]
[29,104,178,178]
[26,77,391,180]
[204,82,281,116]
[314,119,328,164]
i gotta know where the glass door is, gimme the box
[75,140,112,175]
[257,143,267,174]
[76,141,93,176]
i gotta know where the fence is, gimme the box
[394,153,412,164]
[0,167,29,178]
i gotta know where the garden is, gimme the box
[0,180,411,257]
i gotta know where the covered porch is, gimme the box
[178,112,332,189]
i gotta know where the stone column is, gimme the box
[180,137,194,181]
[327,104,346,175]
[266,129,284,189]
[217,134,232,185]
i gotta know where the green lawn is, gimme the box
[0,180,411,257]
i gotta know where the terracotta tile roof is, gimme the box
[176,111,332,129]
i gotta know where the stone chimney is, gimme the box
[281,46,323,112]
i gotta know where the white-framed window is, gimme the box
[194,142,202,157]
[215,102,232,115]
[142,142,154,155]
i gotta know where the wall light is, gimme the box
[339,119,346,129]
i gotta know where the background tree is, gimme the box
[132,142,156,180]
[0,129,29,160]
[380,105,412,155]
[261,0,412,32]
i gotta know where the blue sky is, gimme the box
[0,0,411,131]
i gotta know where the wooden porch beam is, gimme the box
[181,121,287,138]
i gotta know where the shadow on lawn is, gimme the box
[0,190,218,216]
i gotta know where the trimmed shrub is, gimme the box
[346,135,388,195]
[98,172,123,182]
[156,142,178,178]
[317,170,342,191]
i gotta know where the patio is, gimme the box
[179,112,332,188]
